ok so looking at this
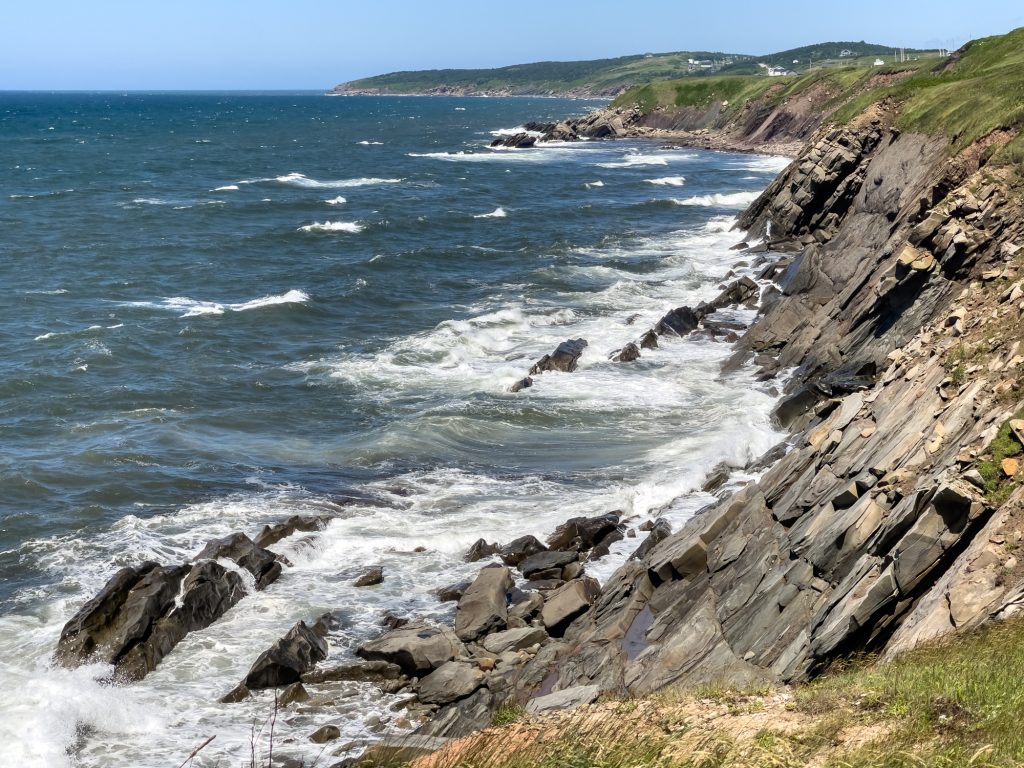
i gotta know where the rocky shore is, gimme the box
[55,67,1024,767]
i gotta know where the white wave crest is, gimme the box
[474,207,506,219]
[324,196,347,205]
[298,220,363,233]
[236,173,401,189]
[489,126,544,138]
[645,176,686,187]
[213,185,239,191]
[357,140,384,145]
[124,289,310,318]
[596,154,669,169]
[585,180,604,188]
[674,191,760,208]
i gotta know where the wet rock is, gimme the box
[56,559,246,681]
[195,532,282,590]
[639,330,659,350]
[302,659,404,685]
[219,682,250,703]
[280,681,310,707]
[510,376,533,393]
[357,620,465,677]
[436,580,471,603]
[590,526,626,560]
[630,518,672,561]
[547,513,620,552]
[655,305,706,336]
[244,620,329,690]
[455,567,513,641]
[611,342,641,363]
[529,338,588,375]
[481,627,548,654]
[310,724,341,744]
[519,549,578,579]
[353,566,384,587]
[465,539,500,562]
[254,515,329,549]
[499,535,547,566]
[541,578,601,637]
[416,661,486,705]
[710,276,759,309]
[490,133,537,149]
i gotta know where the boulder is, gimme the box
[415,661,485,705]
[56,559,246,681]
[243,621,329,689]
[353,566,384,587]
[436,580,471,603]
[546,513,620,552]
[490,133,537,149]
[481,627,548,654]
[302,659,404,685]
[195,532,282,590]
[510,376,533,393]
[541,578,601,637]
[254,515,329,549]
[655,306,706,336]
[309,724,341,744]
[639,330,659,350]
[455,567,512,641]
[518,549,578,579]
[499,535,547,566]
[590,527,626,560]
[611,343,641,363]
[279,682,310,707]
[465,539,500,562]
[356,620,465,677]
[529,339,588,375]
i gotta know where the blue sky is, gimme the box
[2,0,1023,89]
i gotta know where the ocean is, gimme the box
[0,92,788,767]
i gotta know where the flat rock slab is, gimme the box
[519,549,578,578]
[455,567,512,641]
[541,577,600,637]
[416,660,486,705]
[356,620,465,677]
[481,626,548,655]
[526,684,601,714]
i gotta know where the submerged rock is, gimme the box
[529,338,588,375]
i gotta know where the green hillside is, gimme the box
[330,41,932,97]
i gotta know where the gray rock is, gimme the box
[529,339,588,375]
[546,513,620,552]
[465,538,500,562]
[630,518,672,561]
[481,626,548,654]
[195,532,282,590]
[611,343,641,363]
[519,549,578,578]
[356,620,465,677]
[310,724,341,744]
[541,578,601,637]
[416,661,485,705]
[244,620,328,689]
[353,566,384,587]
[526,684,601,713]
[499,535,547,566]
[455,567,512,641]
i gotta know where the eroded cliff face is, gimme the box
[505,118,1024,700]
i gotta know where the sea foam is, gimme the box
[645,176,686,186]
[674,191,761,207]
[298,221,363,233]
[474,207,506,219]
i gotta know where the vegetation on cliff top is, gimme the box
[405,617,1024,767]
[332,41,923,97]
[613,26,1024,166]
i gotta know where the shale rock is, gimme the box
[244,620,328,689]
[455,567,513,641]
[195,532,282,590]
[465,539,500,562]
[357,620,465,677]
[255,515,329,549]
[416,660,486,705]
[526,684,601,713]
[519,549,578,579]
[529,339,588,375]
[541,578,601,637]
[546,513,620,552]
[353,566,384,587]
[499,535,547,566]
[611,342,641,363]
[482,627,548,654]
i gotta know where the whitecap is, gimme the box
[324,196,347,205]
[473,207,506,219]
[585,180,605,188]
[357,140,384,145]
[298,221,364,233]
[123,289,310,317]
[673,191,760,208]
[236,173,401,189]
[212,185,239,191]
[595,154,669,169]
[488,126,543,138]
[645,176,686,186]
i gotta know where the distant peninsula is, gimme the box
[330,42,932,98]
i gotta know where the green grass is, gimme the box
[975,414,1024,504]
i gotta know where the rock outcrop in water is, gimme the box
[55,532,285,680]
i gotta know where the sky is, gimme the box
[2,0,1023,90]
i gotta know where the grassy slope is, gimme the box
[411,618,1024,767]
[334,41,924,96]
[612,26,1024,166]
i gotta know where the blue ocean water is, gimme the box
[0,93,788,767]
